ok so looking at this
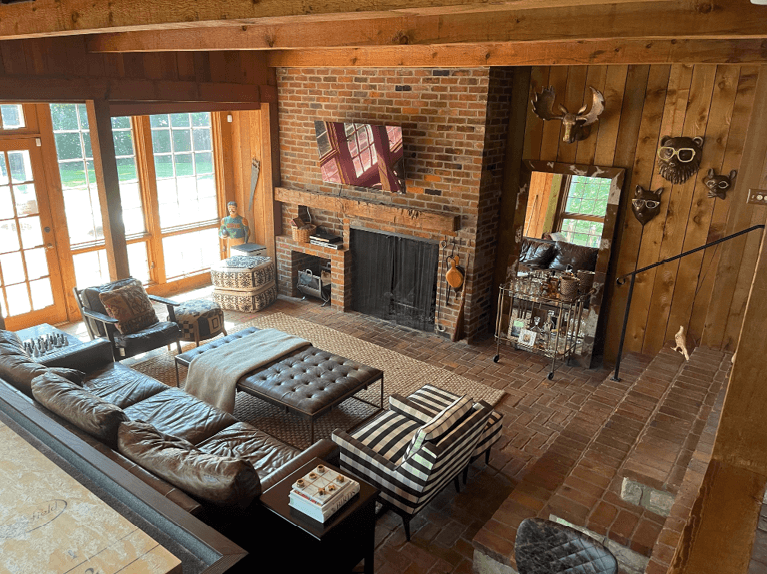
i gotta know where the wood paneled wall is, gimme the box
[0,36,269,85]
[521,64,767,360]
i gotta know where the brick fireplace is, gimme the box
[274,67,514,340]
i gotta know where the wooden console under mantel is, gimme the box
[275,187,460,234]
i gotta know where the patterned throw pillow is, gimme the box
[98,282,158,335]
[404,395,473,460]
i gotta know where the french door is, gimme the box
[0,138,67,329]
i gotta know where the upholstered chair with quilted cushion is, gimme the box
[332,393,493,540]
[73,277,182,361]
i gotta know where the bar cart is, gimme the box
[493,274,589,380]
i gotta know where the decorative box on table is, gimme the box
[211,255,277,312]
[288,464,360,523]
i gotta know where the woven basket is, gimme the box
[291,224,316,243]
[559,276,580,300]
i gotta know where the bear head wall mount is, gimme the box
[631,185,664,227]
[657,136,704,184]
[531,86,605,144]
[703,168,737,200]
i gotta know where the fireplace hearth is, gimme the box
[350,229,439,332]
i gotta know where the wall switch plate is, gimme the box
[747,189,767,205]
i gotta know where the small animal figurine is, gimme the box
[657,136,704,184]
[531,86,605,144]
[631,185,664,227]
[673,325,690,361]
[703,168,737,200]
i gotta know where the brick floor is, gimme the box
[60,289,731,573]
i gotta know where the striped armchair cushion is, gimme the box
[350,409,422,463]
[407,384,503,459]
[403,395,472,460]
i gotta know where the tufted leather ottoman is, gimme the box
[175,328,384,442]
[173,299,227,346]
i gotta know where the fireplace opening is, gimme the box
[351,228,439,331]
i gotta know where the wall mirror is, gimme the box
[515,160,625,367]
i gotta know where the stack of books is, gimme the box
[288,465,360,523]
[309,228,343,250]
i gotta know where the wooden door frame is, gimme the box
[0,135,68,330]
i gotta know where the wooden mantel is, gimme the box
[275,187,460,234]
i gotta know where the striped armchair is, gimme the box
[332,391,494,540]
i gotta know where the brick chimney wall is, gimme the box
[275,66,512,340]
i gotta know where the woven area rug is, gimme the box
[131,313,504,449]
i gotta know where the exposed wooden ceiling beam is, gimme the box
[0,76,264,103]
[265,39,767,67]
[3,0,767,42]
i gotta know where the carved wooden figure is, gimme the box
[631,185,664,227]
[531,86,605,144]
[703,168,737,199]
[673,325,690,361]
[657,136,704,184]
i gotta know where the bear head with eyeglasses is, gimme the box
[657,136,704,184]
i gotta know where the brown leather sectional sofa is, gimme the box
[519,237,599,273]
[0,329,339,519]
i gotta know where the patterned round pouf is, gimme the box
[173,299,227,346]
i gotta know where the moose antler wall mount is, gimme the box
[531,86,605,144]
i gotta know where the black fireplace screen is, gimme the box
[351,229,438,331]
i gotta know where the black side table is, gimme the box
[259,457,378,574]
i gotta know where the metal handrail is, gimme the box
[612,224,765,381]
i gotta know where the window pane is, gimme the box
[8,151,33,183]
[0,105,25,130]
[152,129,172,154]
[73,250,110,289]
[6,283,31,315]
[111,116,131,130]
[59,161,87,189]
[13,184,38,216]
[155,155,173,178]
[127,242,150,283]
[0,155,7,186]
[150,115,170,128]
[113,129,134,157]
[30,277,54,310]
[170,113,190,128]
[192,129,212,151]
[172,130,192,153]
[162,228,219,279]
[0,186,13,219]
[0,220,19,253]
[20,215,43,249]
[195,152,213,175]
[54,133,84,161]
[117,157,138,182]
[1,251,26,284]
[174,154,193,177]
[50,104,79,131]
[24,247,48,280]
[191,112,210,127]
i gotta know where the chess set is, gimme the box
[289,464,360,523]
[23,333,70,358]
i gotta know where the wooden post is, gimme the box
[260,100,281,260]
[491,67,531,321]
[671,197,767,573]
[86,99,129,280]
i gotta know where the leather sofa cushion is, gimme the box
[550,241,599,272]
[31,372,128,448]
[123,386,238,445]
[84,362,168,409]
[118,420,261,507]
[196,422,298,479]
[519,238,557,269]
[99,281,159,335]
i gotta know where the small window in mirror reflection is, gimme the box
[557,176,610,247]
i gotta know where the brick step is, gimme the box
[472,351,655,570]
[620,346,730,497]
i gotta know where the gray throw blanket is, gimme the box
[185,329,310,413]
